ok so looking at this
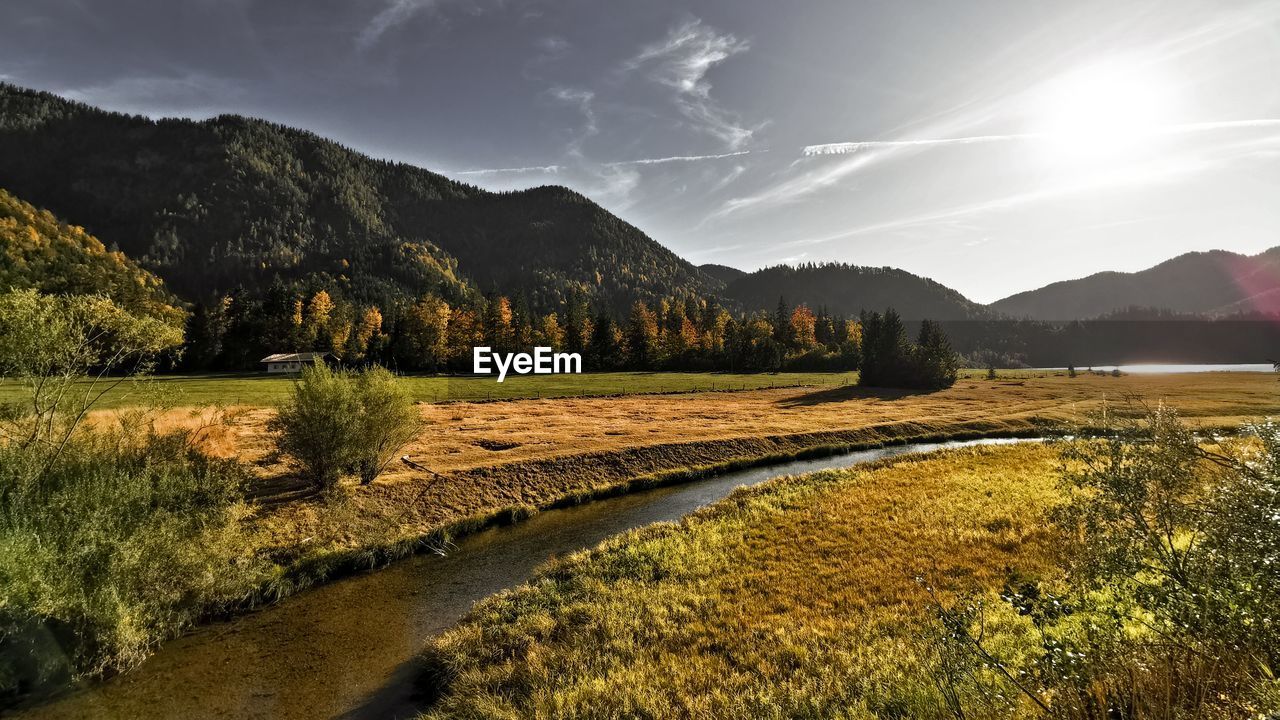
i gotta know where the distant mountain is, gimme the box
[989,247,1280,320]
[721,262,990,320]
[0,187,184,327]
[698,263,746,285]
[0,83,717,313]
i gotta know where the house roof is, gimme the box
[260,352,332,363]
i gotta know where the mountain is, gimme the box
[989,247,1280,320]
[0,187,185,327]
[720,262,990,320]
[0,83,717,313]
[698,263,746,285]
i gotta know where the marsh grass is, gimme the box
[418,444,1066,719]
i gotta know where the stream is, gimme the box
[12,437,1032,720]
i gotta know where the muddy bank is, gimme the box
[254,415,1055,572]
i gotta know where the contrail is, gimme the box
[454,164,564,176]
[453,149,758,177]
[802,119,1280,157]
[454,119,1280,178]
[605,149,757,167]
[804,134,1035,156]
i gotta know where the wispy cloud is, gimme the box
[549,86,597,157]
[625,18,759,149]
[712,117,1280,222]
[357,0,438,51]
[802,119,1280,156]
[775,133,1278,252]
[536,36,570,55]
[803,134,1034,156]
[58,73,245,118]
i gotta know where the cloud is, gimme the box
[773,144,1263,253]
[58,73,245,118]
[549,86,597,156]
[357,0,438,51]
[625,18,758,149]
[537,36,570,55]
[803,134,1034,156]
[802,120,1280,157]
[711,117,1280,222]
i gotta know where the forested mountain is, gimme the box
[721,262,990,320]
[0,187,185,328]
[0,83,717,313]
[698,263,746,285]
[990,247,1280,320]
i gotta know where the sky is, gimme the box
[2,0,1279,303]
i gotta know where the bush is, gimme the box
[0,290,262,700]
[351,367,421,485]
[270,364,359,490]
[928,405,1280,717]
[271,364,420,490]
[0,410,260,698]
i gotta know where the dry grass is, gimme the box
[419,443,1065,719]
[191,372,1279,568]
[193,371,1280,479]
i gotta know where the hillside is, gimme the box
[0,83,717,313]
[698,263,746,285]
[990,247,1280,320]
[721,262,990,320]
[0,187,185,327]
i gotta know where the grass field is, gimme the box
[159,371,1278,565]
[0,368,1139,409]
[419,443,1065,718]
[0,371,860,408]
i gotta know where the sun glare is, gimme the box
[1030,58,1178,163]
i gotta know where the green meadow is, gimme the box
[0,371,865,408]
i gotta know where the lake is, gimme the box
[1042,364,1274,374]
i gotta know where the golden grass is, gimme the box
[196,372,1279,571]
[419,443,1064,719]
[195,371,1280,478]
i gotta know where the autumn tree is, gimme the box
[790,305,818,349]
[626,301,661,369]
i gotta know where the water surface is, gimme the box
[1039,363,1273,374]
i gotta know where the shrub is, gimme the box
[271,364,420,490]
[351,367,421,485]
[270,364,359,491]
[0,290,260,698]
[0,418,258,697]
[928,405,1280,718]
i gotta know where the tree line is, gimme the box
[181,279,958,388]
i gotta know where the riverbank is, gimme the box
[9,439,1037,720]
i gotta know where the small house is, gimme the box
[260,352,333,374]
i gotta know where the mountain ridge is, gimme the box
[0,83,719,313]
[989,246,1280,320]
[720,262,992,320]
